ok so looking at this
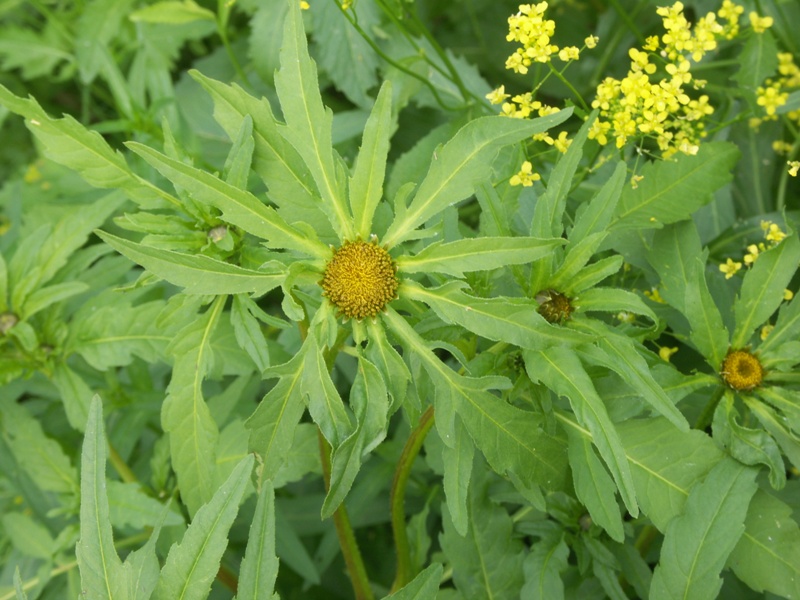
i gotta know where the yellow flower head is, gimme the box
[558,46,580,61]
[659,346,679,362]
[300,0,310,9]
[789,161,800,177]
[748,11,773,33]
[721,349,764,391]
[486,86,511,105]
[585,35,599,49]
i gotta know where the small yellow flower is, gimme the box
[789,161,800,177]
[743,244,761,265]
[785,289,795,301]
[486,85,510,105]
[630,174,644,189]
[616,311,636,323]
[772,140,793,154]
[300,0,309,9]
[760,324,774,341]
[748,12,773,33]
[585,35,599,49]
[553,131,571,153]
[644,287,665,303]
[643,36,659,51]
[509,161,541,187]
[762,221,787,245]
[558,46,580,61]
[659,346,679,362]
[719,258,742,279]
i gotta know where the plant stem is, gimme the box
[390,405,436,592]
[694,385,725,431]
[318,430,375,600]
[634,524,659,558]
[107,442,139,485]
[216,563,239,594]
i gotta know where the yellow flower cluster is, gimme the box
[719,221,792,285]
[755,53,800,125]
[588,1,767,158]
[509,161,541,186]
[504,2,579,73]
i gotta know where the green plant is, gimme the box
[1,0,799,599]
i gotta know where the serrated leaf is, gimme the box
[124,143,327,257]
[397,236,564,277]
[385,564,443,599]
[440,467,524,600]
[383,108,574,247]
[610,142,739,231]
[685,258,728,369]
[404,280,594,351]
[384,308,570,493]
[650,458,757,600]
[246,340,309,485]
[303,333,353,449]
[0,26,72,80]
[97,231,285,296]
[569,160,626,243]
[732,233,800,348]
[366,318,411,413]
[566,432,625,542]
[51,362,93,432]
[21,281,88,319]
[162,297,224,517]
[107,481,184,530]
[526,347,638,517]
[275,0,352,239]
[231,295,271,372]
[0,84,176,207]
[236,481,279,600]
[13,567,28,600]
[521,526,569,600]
[76,396,125,599]
[2,513,55,559]
[153,455,253,600]
[441,419,474,536]
[727,489,800,599]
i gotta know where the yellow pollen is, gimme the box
[720,349,764,391]
[321,240,398,320]
[536,289,573,324]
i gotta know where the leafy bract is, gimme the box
[236,481,279,600]
[383,108,574,247]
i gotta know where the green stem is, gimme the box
[694,385,725,431]
[319,430,375,600]
[547,62,590,114]
[634,524,659,558]
[108,442,139,485]
[605,0,647,47]
[218,23,250,87]
[390,405,436,592]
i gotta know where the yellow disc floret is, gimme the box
[720,349,764,391]
[321,239,398,320]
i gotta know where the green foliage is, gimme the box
[1,0,799,598]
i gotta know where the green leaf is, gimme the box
[162,297,224,516]
[0,84,176,207]
[223,115,255,189]
[275,0,352,239]
[566,432,625,542]
[573,287,658,325]
[532,112,593,238]
[246,340,308,485]
[728,489,800,599]
[521,526,568,600]
[97,231,285,296]
[385,564,443,600]
[383,108,574,247]
[0,26,72,80]
[303,333,353,449]
[0,399,79,494]
[547,232,608,291]
[569,160,626,243]
[76,396,125,599]
[384,308,570,493]
[650,458,757,600]
[366,319,411,412]
[230,295,271,372]
[561,255,623,295]
[404,280,594,351]
[350,81,393,238]
[759,290,800,357]
[153,454,254,600]
[124,143,327,257]
[441,419,474,536]
[397,236,564,277]
[526,347,638,517]
[236,481,279,600]
[685,258,729,370]
[733,30,779,110]
[440,468,524,600]
[107,481,184,530]
[610,142,739,231]
[2,513,55,559]
[732,233,800,348]
[13,567,28,600]
[21,281,88,319]
[129,0,216,24]
[51,362,93,432]
[745,394,800,471]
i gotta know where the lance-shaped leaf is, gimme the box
[384,308,569,493]
[246,339,309,486]
[403,280,593,351]
[76,396,125,599]
[526,346,638,517]
[573,287,658,325]
[396,236,564,277]
[758,291,800,356]
[162,297,224,517]
[685,258,728,369]
[125,143,328,257]
[569,160,626,243]
[521,524,569,600]
[153,455,254,600]
[303,332,353,449]
[610,142,739,231]
[275,0,352,239]
[0,83,177,208]
[383,108,573,248]
[236,481,279,600]
[97,231,285,296]
[732,233,800,348]
[650,459,757,600]
[441,418,474,536]
[350,81,393,239]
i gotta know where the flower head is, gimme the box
[721,349,764,391]
[510,161,541,186]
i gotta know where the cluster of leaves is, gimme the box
[1,0,799,599]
